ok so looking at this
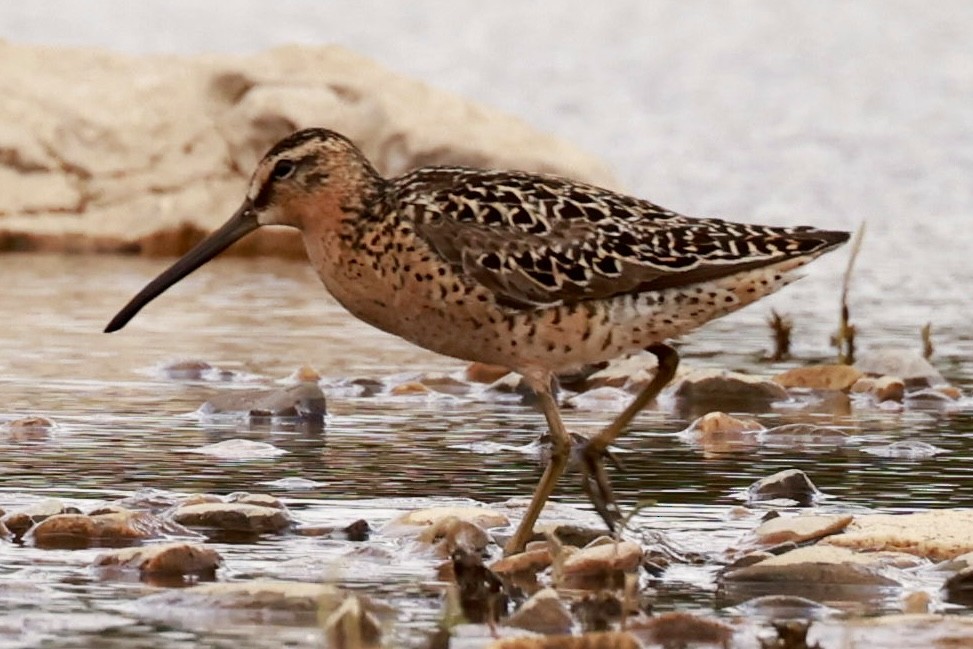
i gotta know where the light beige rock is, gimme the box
[142,579,344,612]
[505,587,573,635]
[93,542,222,576]
[561,540,642,576]
[751,514,854,546]
[321,595,382,649]
[855,349,946,387]
[491,547,553,576]
[386,506,509,532]
[723,545,919,586]
[416,516,490,557]
[774,364,864,391]
[821,510,973,561]
[685,411,763,436]
[0,42,614,255]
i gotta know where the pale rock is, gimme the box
[93,542,222,576]
[821,510,973,561]
[385,506,509,533]
[750,514,854,546]
[505,587,573,635]
[0,42,614,254]
[855,349,947,387]
[723,545,919,586]
[561,540,643,576]
[773,364,864,391]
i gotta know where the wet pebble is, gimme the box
[384,506,510,533]
[184,439,287,459]
[26,510,195,549]
[672,368,788,413]
[1,498,79,538]
[170,502,293,534]
[491,547,553,576]
[852,375,906,403]
[504,587,574,635]
[199,381,326,418]
[773,363,864,391]
[465,362,512,384]
[563,386,632,410]
[863,440,947,459]
[746,469,821,506]
[296,518,370,542]
[322,595,382,649]
[258,476,326,490]
[93,541,222,578]
[561,540,643,582]
[160,359,215,380]
[417,516,491,557]
[749,514,854,547]
[723,545,917,586]
[628,611,733,648]
[487,631,641,649]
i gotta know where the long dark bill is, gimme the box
[104,202,259,333]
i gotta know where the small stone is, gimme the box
[161,359,213,380]
[561,540,643,576]
[170,502,292,534]
[3,415,57,431]
[225,492,286,509]
[722,545,915,586]
[855,349,946,387]
[774,364,865,391]
[418,373,470,395]
[386,506,509,532]
[178,494,224,507]
[26,511,194,549]
[199,382,326,418]
[389,381,431,396]
[466,362,512,384]
[747,469,820,506]
[417,516,490,557]
[629,611,734,648]
[673,369,788,413]
[296,519,370,542]
[1,499,75,538]
[751,514,854,546]
[322,595,382,649]
[137,579,344,616]
[872,376,906,402]
[505,587,573,635]
[903,590,932,614]
[487,631,641,649]
[286,365,322,383]
[863,441,947,459]
[93,542,222,577]
[683,411,763,437]
[184,439,287,459]
[491,547,553,576]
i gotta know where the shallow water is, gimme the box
[0,253,971,647]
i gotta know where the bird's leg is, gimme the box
[504,370,572,557]
[580,343,680,530]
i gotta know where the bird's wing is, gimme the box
[400,168,847,310]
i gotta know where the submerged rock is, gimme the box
[774,364,864,391]
[170,502,293,534]
[491,547,553,576]
[199,382,326,418]
[862,440,947,459]
[855,349,946,387]
[851,376,906,403]
[25,510,194,549]
[417,516,490,557]
[184,439,288,459]
[746,469,821,506]
[93,542,222,578]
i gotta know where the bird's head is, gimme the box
[104,128,382,333]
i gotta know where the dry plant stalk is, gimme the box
[832,222,865,365]
[767,309,793,361]
[921,322,934,360]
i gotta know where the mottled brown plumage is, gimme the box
[106,128,849,556]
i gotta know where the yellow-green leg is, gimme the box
[504,371,572,557]
[580,343,680,529]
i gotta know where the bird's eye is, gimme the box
[271,159,296,180]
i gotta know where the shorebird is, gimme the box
[105,128,848,555]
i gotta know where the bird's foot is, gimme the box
[575,437,624,532]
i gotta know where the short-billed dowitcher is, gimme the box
[105,128,848,555]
